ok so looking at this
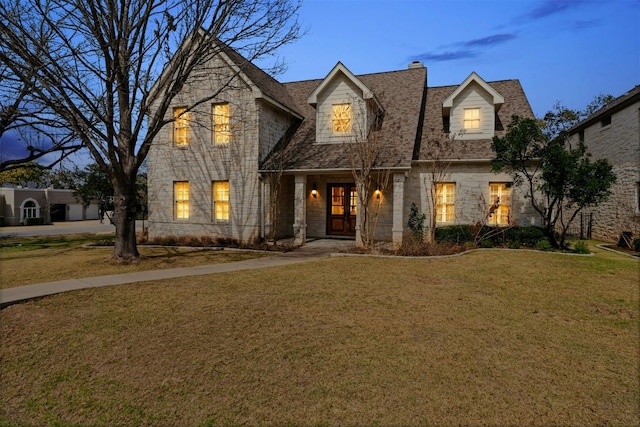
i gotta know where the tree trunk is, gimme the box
[112,181,139,260]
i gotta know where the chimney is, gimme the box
[408,61,424,69]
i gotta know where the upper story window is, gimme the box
[463,108,480,130]
[213,103,230,144]
[601,115,611,128]
[436,183,455,223]
[489,183,511,226]
[174,181,189,219]
[332,103,352,134]
[174,107,189,147]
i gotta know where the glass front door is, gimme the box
[327,183,356,236]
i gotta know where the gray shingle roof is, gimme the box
[276,67,428,171]
[221,44,302,116]
[417,79,534,161]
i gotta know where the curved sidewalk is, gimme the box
[0,239,349,308]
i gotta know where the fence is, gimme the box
[567,212,593,240]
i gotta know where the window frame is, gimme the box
[435,183,455,224]
[332,103,352,134]
[488,183,511,226]
[212,103,231,145]
[212,180,230,221]
[463,108,480,130]
[174,181,189,219]
[174,107,189,147]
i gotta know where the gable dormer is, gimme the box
[442,72,504,140]
[307,62,382,143]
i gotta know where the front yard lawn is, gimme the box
[1,245,637,426]
[0,234,268,288]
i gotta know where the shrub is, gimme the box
[23,217,44,226]
[572,240,590,254]
[633,238,640,252]
[407,202,426,241]
[504,226,546,247]
[535,238,552,251]
[508,239,521,249]
[0,216,4,227]
[479,239,494,248]
[435,225,472,244]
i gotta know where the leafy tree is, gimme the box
[0,0,302,260]
[72,164,115,214]
[491,115,616,249]
[0,162,47,187]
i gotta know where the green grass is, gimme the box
[1,243,638,426]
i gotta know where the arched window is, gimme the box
[20,198,40,223]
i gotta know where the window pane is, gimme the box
[175,107,189,146]
[213,104,230,144]
[213,181,230,220]
[175,182,189,219]
[489,183,510,225]
[436,183,454,223]
[332,104,351,133]
[331,187,345,215]
[463,108,480,129]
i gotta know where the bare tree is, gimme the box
[0,63,82,171]
[344,96,391,249]
[421,128,458,242]
[0,0,302,260]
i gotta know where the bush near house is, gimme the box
[23,217,44,226]
[435,225,547,248]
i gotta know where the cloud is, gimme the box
[522,0,587,20]
[567,19,599,31]
[410,50,479,62]
[463,33,517,47]
[409,32,516,63]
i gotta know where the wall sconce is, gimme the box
[311,183,318,198]
[374,186,381,199]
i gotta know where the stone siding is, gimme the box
[569,99,640,243]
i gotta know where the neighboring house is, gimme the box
[147,40,540,246]
[0,187,99,225]
[568,86,640,243]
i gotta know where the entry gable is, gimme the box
[307,62,382,143]
[443,72,504,140]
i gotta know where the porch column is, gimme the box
[355,182,364,247]
[392,173,406,248]
[293,174,307,245]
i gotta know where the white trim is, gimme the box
[442,71,504,113]
[307,62,375,106]
[19,198,41,223]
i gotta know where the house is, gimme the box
[0,187,100,225]
[568,86,640,243]
[147,40,539,246]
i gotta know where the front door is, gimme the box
[327,183,357,236]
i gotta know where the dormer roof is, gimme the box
[442,71,505,115]
[306,62,377,107]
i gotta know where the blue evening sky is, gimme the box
[272,0,640,118]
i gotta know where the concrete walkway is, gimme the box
[0,239,351,307]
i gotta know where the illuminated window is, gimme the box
[174,181,189,219]
[463,108,480,130]
[213,103,230,144]
[332,104,351,133]
[213,181,230,221]
[436,183,455,223]
[174,107,189,146]
[489,183,511,225]
[331,186,345,215]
